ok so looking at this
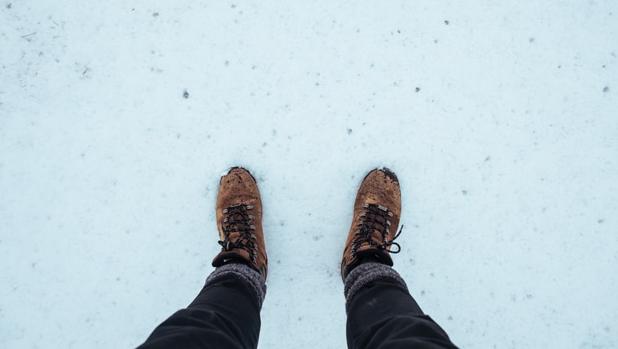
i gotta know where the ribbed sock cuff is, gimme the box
[206,263,267,308]
[344,262,408,308]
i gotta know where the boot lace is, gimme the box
[218,204,257,263]
[351,203,403,255]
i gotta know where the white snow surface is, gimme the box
[1,1,617,348]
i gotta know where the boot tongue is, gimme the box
[212,249,252,267]
[355,245,394,266]
[227,231,242,241]
[356,230,390,250]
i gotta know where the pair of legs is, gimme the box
[138,167,457,348]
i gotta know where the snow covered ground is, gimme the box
[1,1,617,348]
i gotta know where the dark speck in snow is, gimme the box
[415,87,421,93]
[183,90,189,99]
[529,37,535,43]
[152,12,159,17]
[444,20,450,25]
[603,86,609,93]
[347,128,353,135]
[6,3,12,9]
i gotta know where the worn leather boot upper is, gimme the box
[212,167,268,278]
[341,168,403,280]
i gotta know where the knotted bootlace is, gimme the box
[218,204,258,263]
[351,203,403,255]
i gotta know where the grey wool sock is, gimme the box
[205,263,267,308]
[344,262,408,309]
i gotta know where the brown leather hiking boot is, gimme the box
[211,167,268,278]
[341,168,403,279]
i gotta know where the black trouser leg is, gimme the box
[345,265,458,349]
[138,275,261,349]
